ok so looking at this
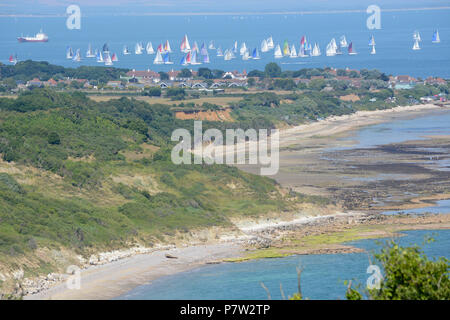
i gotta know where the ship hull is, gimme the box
[17,38,48,43]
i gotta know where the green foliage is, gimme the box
[265,63,282,78]
[346,239,450,300]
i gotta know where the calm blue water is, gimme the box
[1,10,450,77]
[119,229,450,300]
[382,199,450,215]
[346,109,450,149]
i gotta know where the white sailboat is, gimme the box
[242,49,250,60]
[267,36,274,50]
[233,41,238,53]
[86,44,95,58]
[208,40,216,50]
[412,39,421,50]
[224,49,233,61]
[369,35,376,46]
[311,43,321,57]
[96,50,104,63]
[146,42,155,54]
[261,39,269,53]
[123,45,131,55]
[217,46,224,57]
[289,44,297,58]
[370,45,376,55]
[413,31,422,42]
[135,42,143,55]
[66,46,73,59]
[153,50,164,64]
[326,39,337,56]
[240,42,247,56]
[274,44,283,58]
[104,52,113,66]
[73,49,81,62]
[340,35,348,48]
[181,34,191,53]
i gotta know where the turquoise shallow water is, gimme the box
[1,10,450,77]
[382,199,450,215]
[118,229,450,300]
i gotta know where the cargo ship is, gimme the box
[17,30,48,43]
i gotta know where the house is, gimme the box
[26,78,43,87]
[124,69,160,82]
[44,78,58,87]
[106,81,123,89]
[424,77,447,86]
[222,70,247,80]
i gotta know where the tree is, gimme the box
[198,68,213,79]
[346,239,450,300]
[159,71,169,80]
[48,132,61,145]
[179,68,192,78]
[264,63,282,78]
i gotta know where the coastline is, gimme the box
[24,103,450,300]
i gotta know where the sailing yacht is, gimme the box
[348,42,358,55]
[340,35,348,48]
[96,50,104,62]
[413,31,422,42]
[9,54,17,65]
[66,46,73,59]
[102,43,109,53]
[111,53,118,62]
[348,42,357,55]
[233,41,238,53]
[180,35,191,53]
[203,51,210,64]
[261,39,269,53]
[163,52,173,64]
[164,40,172,53]
[146,42,155,54]
[224,49,233,61]
[310,43,321,57]
[326,39,337,56]
[242,49,250,60]
[298,45,308,58]
[86,44,95,58]
[153,50,164,64]
[274,44,283,58]
[432,30,441,43]
[104,52,113,66]
[289,44,297,58]
[217,47,224,57]
[240,42,247,56]
[370,45,376,55]
[369,35,376,46]
[73,49,81,62]
[123,45,131,55]
[192,41,199,53]
[135,42,143,55]
[208,41,216,50]
[252,48,261,60]
[200,43,208,56]
[267,36,274,50]
[412,39,421,50]
[191,51,201,65]
[283,40,290,56]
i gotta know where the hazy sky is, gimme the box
[2,0,450,15]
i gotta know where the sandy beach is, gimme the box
[24,103,450,300]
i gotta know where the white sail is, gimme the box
[224,49,233,61]
[242,49,250,60]
[135,43,143,55]
[104,52,113,66]
[326,41,336,56]
[123,45,130,55]
[369,35,376,46]
[240,42,247,56]
[370,45,376,55]
[414,31,422,42]
[96,51,103,62]
[261,39,269,53]
[217,46,224,57]
[146,42,154,54]
[274,44,283,58]
[66,46,73,59]
[73,49,81,62]
[289,44,297,58]
[86,44,95,58]
[267,36,274,49]
[340,35,348,48]
[181,34,191,53]
[208,40,215,50]
[233,41,238,53]
[311,43,321,56]
[153,50,164,64]
[412,39,421,50]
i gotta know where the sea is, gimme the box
[119,229,450,300]
[1,9,450,78]
[117,111,450,300]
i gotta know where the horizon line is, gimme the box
[1,6,450,18]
